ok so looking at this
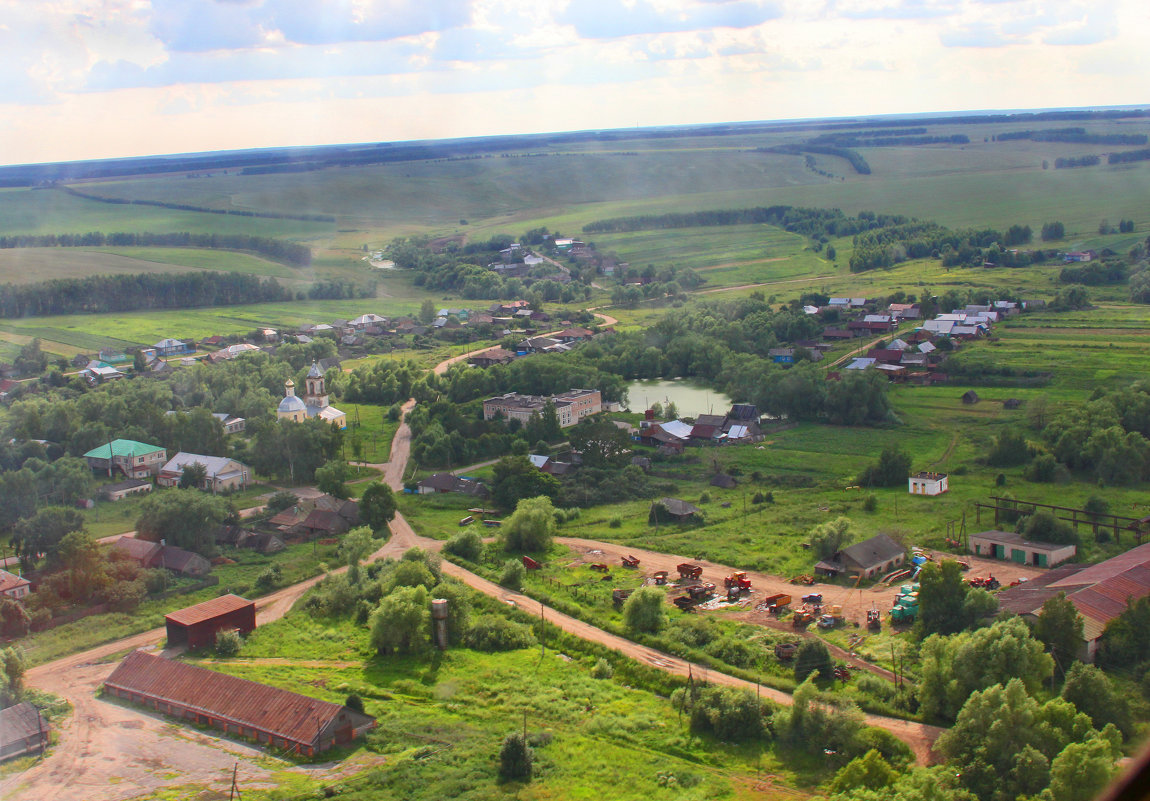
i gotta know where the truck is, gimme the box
[867,609,881,631]
[792,610,814,628]
[684,583,716,600]
[677,563,703,580]
[761,593,791,613]
[653,571,669,585]
[621,555,641,568]
[724,571,752,592]
[801,593,823,605]
[612,588,634,606]
[890,604,916,624]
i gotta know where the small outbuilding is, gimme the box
[0,702,49,762]
[101,478,152,502]
[649,497,703,524]
[969,530,1076,568]
[165,594,256,650]
[815,533,907,580]
[908,471,948,496]
[961,390,980,405]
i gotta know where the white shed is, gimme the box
[908,471,948,496]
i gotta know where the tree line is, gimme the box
[809,132,970,147]
[997,127,1148,145]
[582,204,903,239]
[1108,147,1150,165]
[58,186,335,223]
[0,230,313,267]
[0,271,293,318]
[1054,155,1101,169]
[761,144,872,174]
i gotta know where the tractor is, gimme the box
[724,571,752,593]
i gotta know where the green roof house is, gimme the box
[84,439,167,479]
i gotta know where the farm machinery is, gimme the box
[890,583,919,624]
[759,593,791,614]
[589,563,610,573]
[866,609,882,631]
[724,571,752,592]
[677,563,703,580]
[612,588,634,606]
[621,555,641,568]
[653,571,669,585]
[672,582,716,611]
[968,575,1000,590]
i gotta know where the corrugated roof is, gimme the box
[84,439,165,459]
[165,594,253,627]
[104,651,373,746]
[841,534,905,570]
[0,702,48,750]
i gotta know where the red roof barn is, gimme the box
[165,594,256,650]
[103,651,375,755]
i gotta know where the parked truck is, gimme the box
[761,593,791,612]
[677,563,703,580]
[724,571,752,592]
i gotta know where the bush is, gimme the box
[687,686,768,741]
[214,629,242,657]
[622,587,667,634]
[794,638,834,682]
[707,636,760,669]
[698,491,711,504]
[591,658,614,679]
[266,490,299,514]
[498,733,533,782]
[862,494,877,512]
[608,516,622,529]
[345,694,364,713]
[444,529,483,562]
[254,563,283,592]
[499,560,526,591]
[466,615,536,651]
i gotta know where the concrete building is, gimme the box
[482,389,602,428]
[0,703,49,762]
[909,471,949,496]
[815,533,907,579]
[0,569,31,601]
[969,530,1077,568]
[157,453,250,493]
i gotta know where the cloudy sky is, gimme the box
[0,0,1146,166]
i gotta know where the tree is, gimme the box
[1018,509,1078,546]
[314,458,351,499]
[1041,221,1066,241]
[214,628,242,657]
[13,338,48,377]
[794,638,834,682]
[444,529,483,562]
[808,516,853,560]
[917,560,970,637]
[265,490,299,514]
[491,454,560,509]
[776,676,864,755]
[1033,592,1083,675]
[826,245,837,260]
[419,299,436,324]
[919,617,1053,720]
[498,733,533,782]
[857,447,911,487]
[502,496,557,553]
[1097,595,1150,669]
[359,481,397,533]
[687,686,767,741]
[499,559,525,590]
[0,646,27,706]
[339,526,376,583]
[1046,734,1119,801]
[567,417,631,467]
[369,585,430,654]
[1061,662,1130,735]
[0,600,30,638]
[14,506,85,567]
[135,489,232,555]
[828,749,898,795]
[622,587,667,634]
[178,461,208,489]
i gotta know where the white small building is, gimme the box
[909,471,948,496]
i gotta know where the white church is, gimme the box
[277,362,347,429]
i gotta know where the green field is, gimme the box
[0,246,306,285]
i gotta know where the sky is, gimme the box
[0,0,1147,166]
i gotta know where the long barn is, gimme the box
[103,651,374,755]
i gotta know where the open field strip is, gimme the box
[0,247,305,285]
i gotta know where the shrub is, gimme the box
[466,615,536,652]
[862,494,877,512]
[498,733,533,782]
[254,563,283,592]
[608,516,622,529]
[707,636,760,669]
[590,658,614,679]
[266,490,299,514]
[345,694,365,713]
[622,587,667,634]
[499,560,526,591]
[794,638,834,682]
[214,629,242,657]
[444,529,483,562]
[687,686,768,741]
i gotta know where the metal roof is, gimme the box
[84,439,165,459]
[104,651,373,746]
[165,594,253,627]
[970,530,1073,554]
[0,702,48,751]
[840,534,905,570]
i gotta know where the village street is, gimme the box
[7,342,951,800]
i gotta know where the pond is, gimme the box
[623,378,733,419]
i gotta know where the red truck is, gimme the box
[677,563,703,580]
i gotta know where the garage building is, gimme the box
[103,651,375,755]
[165,594,256,650]
[969,530,1077,568]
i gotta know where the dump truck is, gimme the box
[866,609,881,631]
[653,571,669,585]
[621,555,640,568]
[673,596,697,612]
[685,583,716,600]
[762,593,791,613]
[612,588,634,606]
[724,571,752,592]
[677,563,703,580]
[792,610,814,628]
[589,563,610,573]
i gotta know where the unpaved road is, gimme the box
[11,348,950,800]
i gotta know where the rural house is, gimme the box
[112,537,213,577]
[103,651,375,755]
[649,497,703,524]
[157,453,250,492]
[84,439,167,479]
[814,533,906,579]
[0,569,31,601]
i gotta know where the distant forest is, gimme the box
[0,271,293,318]
[0,231,312,267]
[1,108,1146,186]
[58,186,335,223]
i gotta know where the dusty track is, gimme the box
[11,345,951,800]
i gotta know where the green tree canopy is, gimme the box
[794,637,835,682]
[621,587,667,634]
[567,417,631,467]
[808,516,854,560]
[491,455,560,510]
[359,481,397,533]
[917,559,974,637]
[135,489,233,555]
[1033,591,1084,675]
[502,496,557,553]
[828,749,898,795]
[13,506,85,567]
[369,585,430,655]
[314,458,351,499]
[857,446,911,488]
[919,617,1053,721]
[1061,662,1130,736]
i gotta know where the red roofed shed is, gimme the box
[165,594,256,650]
[104,651,374,755]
